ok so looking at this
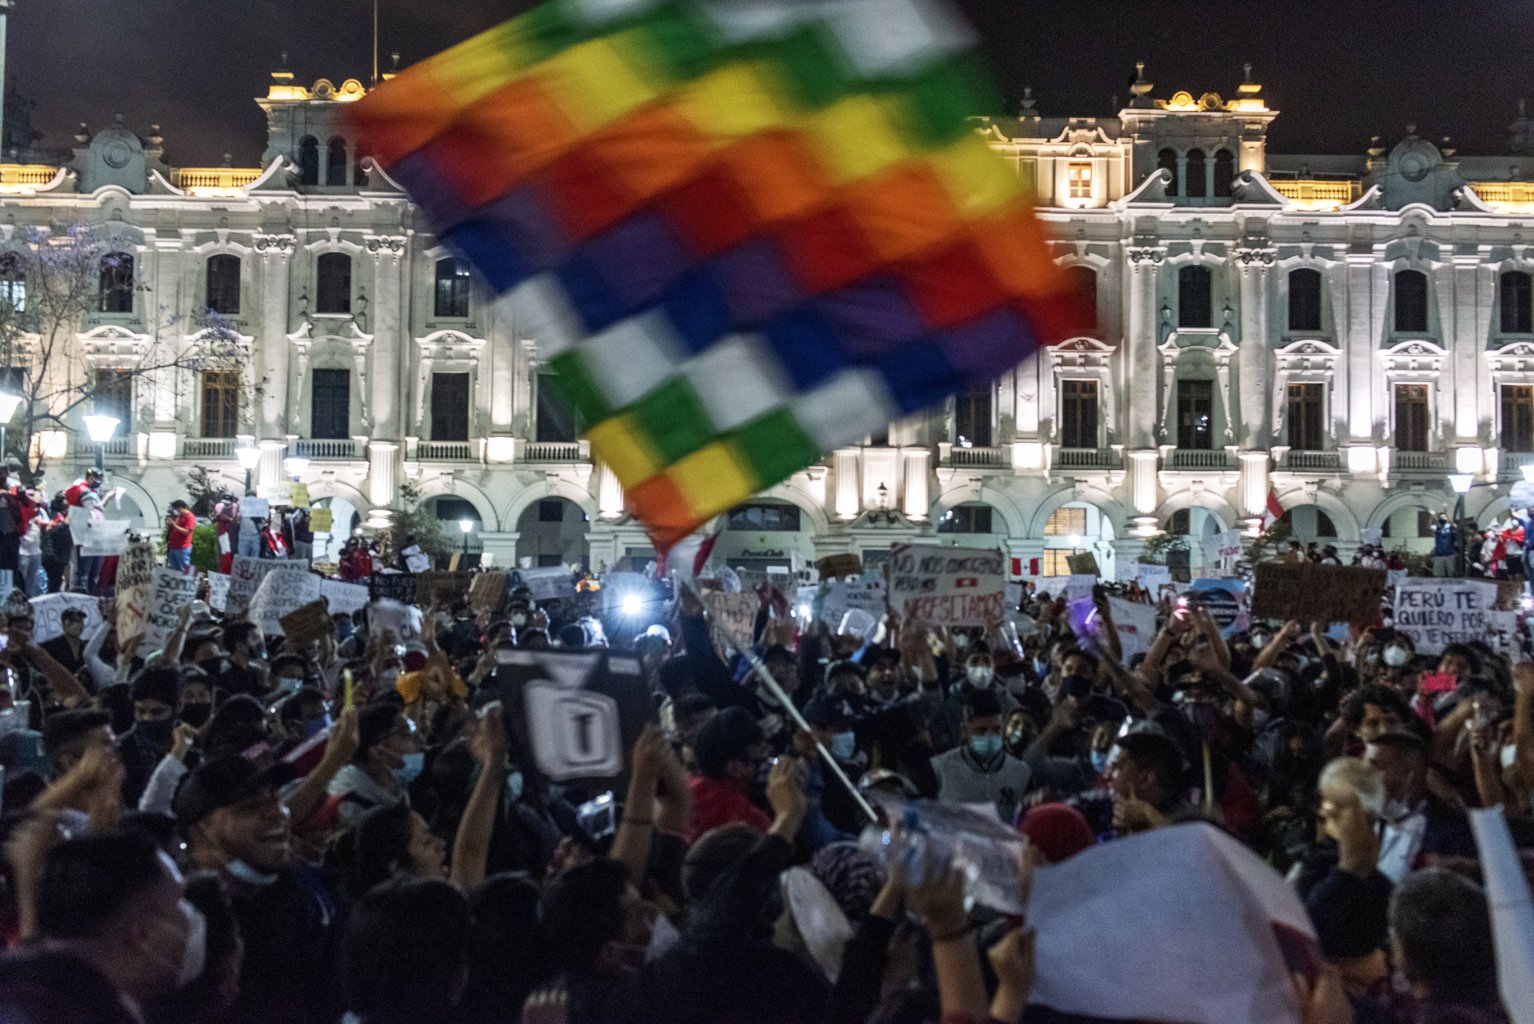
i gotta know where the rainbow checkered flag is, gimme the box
[350,0,1082,549]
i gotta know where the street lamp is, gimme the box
[458,518,474,562]
[283,456,310,480]
[82,414,119,475]
[234,444,262,493]
[1448,473,1474,577]
[0,389,21,463]
[1522,463,1534,484]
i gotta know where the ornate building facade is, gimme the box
[5,63,1534,576]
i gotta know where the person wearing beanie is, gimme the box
[1018,802,1096,864]
[686,706,771,844]
[118,666,186,806]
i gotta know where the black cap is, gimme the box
[41,709,111,757]
[803,699,849,730]
[692,706,764,779]
[173,755,297,828]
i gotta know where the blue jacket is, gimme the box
[1432,521,1458,557]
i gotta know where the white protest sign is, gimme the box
[704,591,759,662]
[320,579,369,617]
[249,567,322,636]
[1214,530,1244,560]
[369,597,420,640]
[837,608,878,640]
[1393,577,1500,655]
[206,572,231,612]
[142,568,201,648]
[79,519,130,556]
[1483,610,1523,660]
[30,593,104,642]
[1360,527,1383,547]
[114,538,157,644]
[518,566,577,602]
[1064,574,1097,603]
[1136,564,1173,593]
[819,578,885,627]
[1108,596,1158,659]
[240,497,270,520]
[887,544,1004,627]
[225,556,287,615]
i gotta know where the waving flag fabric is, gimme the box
[350,0,1082,549]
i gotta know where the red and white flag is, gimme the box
[1259,489,1284,534]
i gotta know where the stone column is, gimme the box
[1125,246,1165,450]
[1234,246,1275,450]
[1237,450,1270,518]
[900,447,930,520]
[832,448,860,520]
[253,234,295,438]
[1128,449,1160,518]
[596,460,625,519]
[1344,255,1384,444]
[1449,255,1482,445]
[367,440,400,510]
[365,235,408,441]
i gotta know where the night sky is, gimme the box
[9,0,1533,167]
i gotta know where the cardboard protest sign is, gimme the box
[704,591,759,662]
[887,544,1004,627]
[1251,564,1385,624]
[815,553,862,580]
[1065,552,1100,577]
[141,568,201,649]
[1108,596,1159,659]
[225,556,287,616]
[114,538,158,643]
[80,520,130,556]
[467,571,509,616]
[309,507,334,533]
[289,483,311,509]
[1495,579,1525,610]
[1393,577,1500,655]
[279,599,334,646]
[320,579,369,617]
[206,572,231,612]
[516,566,576,602]
[496,650,650,786]
[30,593,104,643]
[249,567,322,636]
[416,571,472,606]
[368,571,417,606]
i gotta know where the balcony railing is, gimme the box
[0,164,60,193]
[1167,448,1233,470]
[943,444,1009,468]
[1282,450,1342,471]
[1055,447,1119,470]
[1269,178,1359,210]
[172,167,263,194]
[1393,450,1449,472]
[1500,451,1534,479]
[417,441,475,461]
[294,438,360,460]
[1469,181,1534,213]
[182,438,235,459]
[523,441,588,462]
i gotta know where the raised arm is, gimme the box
[450,702,508,889]
[609,724,666,886]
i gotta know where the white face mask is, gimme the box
[1502,744,1519,770]
[966,666,994,687]
[1383,645,1410,667]
[176,902,207,988]
[226,859,280,887]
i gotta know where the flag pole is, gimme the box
[371,0,380,87]
[679,573,878,824]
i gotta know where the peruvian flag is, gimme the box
[1259,489,1285,534]
[658,527,720,582]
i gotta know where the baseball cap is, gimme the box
[173,754,297,828]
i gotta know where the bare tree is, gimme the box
[0,223,259,484]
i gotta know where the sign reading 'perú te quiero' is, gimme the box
[888,544,1005,627]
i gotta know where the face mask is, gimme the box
[506,769,524,804]
[830,731,856,761]
[969,734,1003,759]
[302,714,331,739]
[136,718,175,747]
[394,750,425,786]
[175,902,207,988]
[180,703,212,728]
[1502,744,1519,770]
[226,859,280,887]
[1250,633,1270,650]
[1090,749,1112,774]
[1383,645,1410,667]
[274,675,302,697]
[966,666,994,687]
[1006,726,1028,749]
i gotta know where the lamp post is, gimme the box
[1448,473,1473,578]
[82,414,119,476]
[283,456,310,481]
[458,518,473,561]
[0,390,21,464]
[1522,464,1534,484]
[234,444,262,494]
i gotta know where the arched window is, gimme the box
[1212,149,1235,197]
[326,137,348,186]
[0,252,25,312]
[1394,269,1429,333]
[1185,148,1207,198]
[1501,270,1533,334]
[205,254,241,315]
[1178,265,1212,328]
[1288,268,1323,332]
[1157,148,1179,196]
[298,136,319,186]
[315,253,352,314]
[434,257,472,318]
[1065,265,1097,332]
[98,252,134,314]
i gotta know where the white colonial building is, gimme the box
[5,61,1534,576]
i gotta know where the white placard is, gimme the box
[1136,564,1173,593]
[1393,577,1500,655]
[79,519,130,556]
[1064,574,1097,603]
[239,497,270,520]
[1108,596,1159,659]
[143,568,201,648]
[320,579,369,617]
[206,572,231,612]
[887,544,1004,627]
[249,566,322,637]
[1360,527,1383,547]
[1483,609,1523,660]
[518,565,577,602]
[225,556,287,615]
[30,593,104,642]
[818,578,886,626]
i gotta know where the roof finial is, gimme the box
[1243,62,1253,83]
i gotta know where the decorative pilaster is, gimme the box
[253,233,295,438]
[367,440,400,509]
[832,448,860,520]
[1125,245,1164,449]
[365,234,407,441]
[1234,246,1275,449]
[900,447,930,520]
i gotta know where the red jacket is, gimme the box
[167,509,196,550]
[686,775,771,845]
[64,481,92,507]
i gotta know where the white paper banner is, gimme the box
[1108,596,1159,659]
[30,593,104,642]
[320,579,370,617]
[518,565,577,602]
[249,567,322,637]
[142,568,201,649]
[1393,577,1500,655]
[887,544,1004,626]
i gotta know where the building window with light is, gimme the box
[1393,383,1430,452]
[200,370,239,438]
[1176,379,1214,450]
[937,504,994,534]
[1067,161,1093,201]
[725,503,801,531]
[434,257,472,318]
[1502,385,1534,452]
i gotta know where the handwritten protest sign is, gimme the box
[818,578,886,628]
[516,566,576,602]
[206,572,230,612]
[368,571,417,606]
[1394,577,1500,655]
[416,571,472,606]
[1136,564,1173,593]
[142,568,200,648]
[30,593,103,643]
[1482,610,1523,660]
[369,598,420,640]
[704,591,759,662]
[467,572,509,616]
[279,599,334,646]
[320,579,369,617]
[250,567,322,636]
[226,556,287,615]
[887,544,1003,627]
[1108,597,1158,659]
[309,507,334,533]
[815,554,862,580]
[290,483,311,509]
[115,538,158,643]
[79,520,130,557]
[1251,564,1386,625]
[240,497,270,520]
[1065,552,1100,577]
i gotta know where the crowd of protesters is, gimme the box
[0,540,1525,1024]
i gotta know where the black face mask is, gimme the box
[181,702,212,728]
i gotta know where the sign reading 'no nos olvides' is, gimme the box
[888,544,1005,627]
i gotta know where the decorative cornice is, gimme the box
[1125,245,1165,265]
[1234,246,1277,267]
[365,234,407,256]
[252,233,295,254]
